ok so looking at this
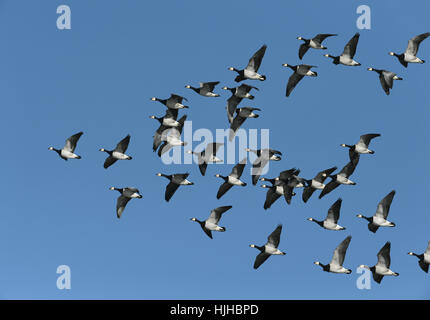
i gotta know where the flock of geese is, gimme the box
[48,31,430,284]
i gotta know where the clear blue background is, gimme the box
[0,0,429,299]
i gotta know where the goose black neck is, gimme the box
[317,262,330,271]
[312,219,324,227]
[103,149,113,155]
[217,175,228,181]
[411,252,424,259]
[253,245,264,252]
[155,98,167,105]
[112,188,123,194]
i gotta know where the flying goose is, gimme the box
[314,236,352,274]
[297,33,337,59]
[367,68,403,95]
[49,131,83,160]
[151,111,178,152]
[324,33,361,66]
[187,142,224,176]
[319,153,359,199]
[250,224,286,270]
[260,177,296,209]
[261,181,286,210]
[308,198,346,230]
[109,187,142,219]
[150,108,180,128]
[224,84,259,124]
[246,148,282,185]
[190,206,232,239]
[215,158,247,199]
[156,173,194,202]
[341,133,380,155]
[99,135,132,169]
[157,115,187,157]
[302,167,337,203]
[408,241,430,273]
[359,242,399,284]
[282,64,318,97]
[357,190,396,233]
[229,45,267,82]
[151,94,189,109]
[389,32,430,67]
[276,168,307,204]
[185,81,220,97]
[229,107,261,141]
[223,84,259,100]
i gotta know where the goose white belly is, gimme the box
[163,118,180,127]
[295,182,305,188]
[404,53,423,63]
[309,39,320,49]
[355,145,371,154]
[203,92,218,97]
[130,192,141,198]
[205,221,221,231]
[166,136,184,146]
[373,216,393,227]
[180,179,193,185]
[323,220,343,230]
[424,253,430,264]
[244,69,258,79]
[311,180,325,190]
[228,176,244,186]
[61,149,79,159]
[275,185,285,195]
[265,245,282,255]
[375,265,396,276]
[112,151,130,160]
[339,55,360,66]
[329,264,349,273]
[169,102,185,109]
[336,175,354,185]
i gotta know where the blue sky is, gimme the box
[1,0,429,299]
